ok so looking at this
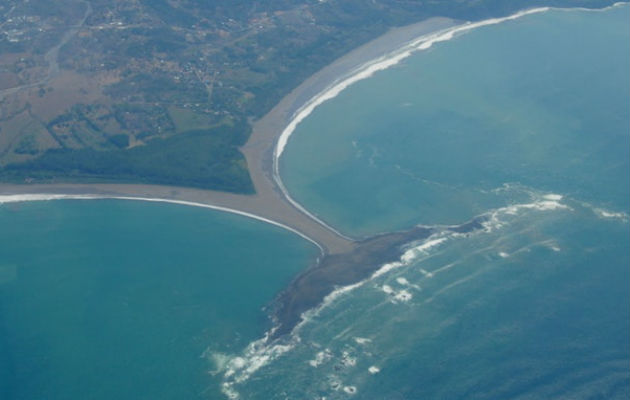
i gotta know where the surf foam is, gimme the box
[0,193,323,252]
[271,7,553,242]
[368,366,381,374]
[309,349,333,367]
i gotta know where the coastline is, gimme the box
[3,5,628,397]
[0,5,625,249]
[267,2,628,238]
[249,17,459,239]
[2,4,624,340]
[269,7,556,235]
[0,192,323,251]
[0,16,461,255]
[0,5,592,335]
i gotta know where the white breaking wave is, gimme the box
[215,230,451,398]
[397,276,422,290]
[341,351,357,367]
[271,7,553,241]
[215,190,573,398]
[482,193,571,232]
[219,332,300,399]
[206,352,233,376]
[218,278,368,398]
[370,261,404,280]
[593,208,629,222]
[401,238,448,263]
[0,194,95,204]
[354,337,372,345]
[309,348,333,367]
[0,193,323,252]
[555,1,628,13]
[396,277,410,285]
[371,236,448,280]
[393,289,413,303]
[380,282,414,303]
[274,7,551,161]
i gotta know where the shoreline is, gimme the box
[266,2,628,238]
[1,5,625,248]
[269,7,556,234]
[2,5,626,396]
[1,3,624,341]
[251,16,459,239]
[0,192,323,251]
[0,16,462,255]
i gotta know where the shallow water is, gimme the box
[232,194,629,399]
[0,4,628,400]
[227,4,629,399]
[282,5,629,238]
[0,200,317,399]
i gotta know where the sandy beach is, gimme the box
[1,10,567,336]
[0,16,458,255]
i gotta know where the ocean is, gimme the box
[2,4,629,400]
[0,200,317,398]
[257,4,629,399]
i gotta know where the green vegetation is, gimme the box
[14,135,39,155]
[168,107,219,133]
[1,119,253,193]
[0,0,620,193]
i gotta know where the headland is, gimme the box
[0,11,555,337]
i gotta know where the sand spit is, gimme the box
[0,182,353,254]
[0,17,459,256]
[0,8,570,340]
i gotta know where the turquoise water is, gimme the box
[0,200,317,399]
[1,5,629,400]
[282,5,630,238]
[221,5,628,399]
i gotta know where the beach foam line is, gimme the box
[271,7,555,240]
[271,2,627,241]
[274,6,549,162]
[554,1,628,13]
[0,193,313,399]
[0,193,324,252]
[215,189,573,398]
